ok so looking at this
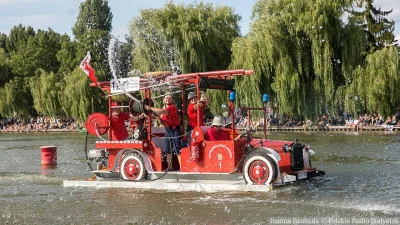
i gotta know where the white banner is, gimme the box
[110,77,140,94]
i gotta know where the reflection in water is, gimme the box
[41,164,57,176]
[0,132,399,224]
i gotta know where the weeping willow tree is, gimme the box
[336,0,400,117]
[130,2,240,73]
[0,81,18,117]
[362,47,400,115]
[29,70,64,116]
[230,0,367,120]
[58,68,101,122]
[0,79,32,118]
[129,2,240,114]
[230,37,264,109]
[340,46,399,117]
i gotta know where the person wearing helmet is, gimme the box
[145,93,182,169]
[205,115,230,141]
[186,91,209,145]
[110,102,144,141]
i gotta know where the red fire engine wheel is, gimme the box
[85,113,109,136]
[243,152,277,185]
[120,153,147,180]
[248,161,270,184]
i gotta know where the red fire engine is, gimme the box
[84,69,324,186]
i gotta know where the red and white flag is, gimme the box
[80,51,98,84]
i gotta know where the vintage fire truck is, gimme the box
[84,69,324,186]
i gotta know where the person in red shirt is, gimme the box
[186,91,209,145]
[205,115,230,141]
[110,102,144,141]
[145,93,182,169]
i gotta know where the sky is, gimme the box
[0,0,399,41]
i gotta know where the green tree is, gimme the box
[0,78,32,118]
[56,34,78,75]
[5,24,35,55]
[339,46,400,117]
[231,0,354,119]
[0,33,8,55]
[67,0,113,118]
[0,49,14,88]
[11,29,61,77]
[130,2,240,73]
[352,0,398,54]
[73,0,112,81]
[30,70,64,116]
[337,0,399,116]
[58,68,107,122]
[129,2,241,114]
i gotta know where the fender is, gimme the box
[253,147,281,163]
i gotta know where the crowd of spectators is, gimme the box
[225,109,400,131]
[0,116,84,132]
[2,110,400,133]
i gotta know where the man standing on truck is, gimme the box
[110,102,144,141]
[145,93,182,169]
[186,91,209,145]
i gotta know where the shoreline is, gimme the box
[1,125,398,133]
[0,128,81,133]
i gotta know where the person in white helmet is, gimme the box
[205,115,230,141]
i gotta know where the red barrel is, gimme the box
[41,146,57,165]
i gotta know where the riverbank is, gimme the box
[0,128,82,133]
[260,125,400,132]
[1,125,399,133]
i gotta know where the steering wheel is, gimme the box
[234,129,256,140]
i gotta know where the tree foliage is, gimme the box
[346,46,399,116]
[0,49,14,87]
[352,0,398,53]
[129,2,240,73]
[58,68,93,122]
[56,35,78,76]
[231,0,354,119]
[230,0,399,119]
[11,29,61,77]
[0,78,32,117]
[129,2,241,114]
[4,24,35,55]
[0,0,398,123]
[29,70,64,116]
[73,0,112,81]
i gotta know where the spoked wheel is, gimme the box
[243,151,277,185]
[120,153,147,180]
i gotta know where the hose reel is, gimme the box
[85,113,109,136]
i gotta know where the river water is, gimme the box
[0,131,399,224]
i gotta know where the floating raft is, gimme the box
[63,179,272,192]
